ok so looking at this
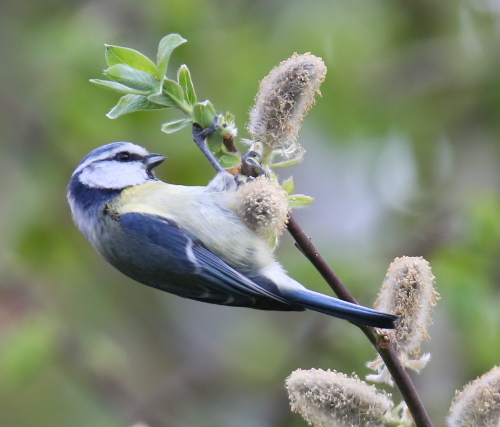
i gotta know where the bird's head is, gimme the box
[70,142,166,190]
[67,142,166,242]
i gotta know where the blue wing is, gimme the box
[105,212,396,328]
[114,212,303,311]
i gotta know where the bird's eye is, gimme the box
[116,152,131,162]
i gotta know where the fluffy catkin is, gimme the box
[376,256,438,358]
[286,369,394,427]
[367,257,439,385]
[236,176,289,242]
[247,53,326,161]
[448,366,500,427]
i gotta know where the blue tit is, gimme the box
[67,142,397,329]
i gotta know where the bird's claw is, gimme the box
[242,150,265,177]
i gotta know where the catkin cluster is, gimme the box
[236,176,289,242]
[376,256,438,359]
[448,366,500,427]
[247,53,326,163]
[286,368,394,427]
[367,256,439,385]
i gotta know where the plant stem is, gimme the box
[286,214,434,427]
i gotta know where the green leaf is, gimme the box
[157,34,187,79]
[177,65,196,106]
[105,45,158,76]
[160,79,192,114]
[193,101,215,128]
[148,93,177,107]
[104,64,157,92]
[288,194,314,207]
[107,94,169,119]
[89,79,150,95]
[271,154,305,168]
[219,152,241,169]
[207,135,223,154]
[163,79,185,103]
[281,177,295,194]
[161,118,192,134]
[225,112,235,124]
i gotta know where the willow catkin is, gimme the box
[247,53,326,161]
[236,176,289,241]
[448,366,500,427]
[375,256,438,359]
[286,368,394,427]
[367,257,439,385]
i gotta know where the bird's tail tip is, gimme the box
[287,288,398,329]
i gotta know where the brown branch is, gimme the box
[222,133,238,153]
[286,214,433,427]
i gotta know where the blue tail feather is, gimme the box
[287,288,397,329]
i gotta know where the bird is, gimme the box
[67,141,397,329]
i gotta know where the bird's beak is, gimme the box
[145,153,167,170]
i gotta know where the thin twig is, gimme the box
[286,214,433,427]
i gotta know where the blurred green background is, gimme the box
[2,0,500,426]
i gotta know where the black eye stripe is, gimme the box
[117,152,130,161]
[115,152,144,162]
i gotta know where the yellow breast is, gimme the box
[107,181,274,271]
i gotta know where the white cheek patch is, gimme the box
[79,161,149,189]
